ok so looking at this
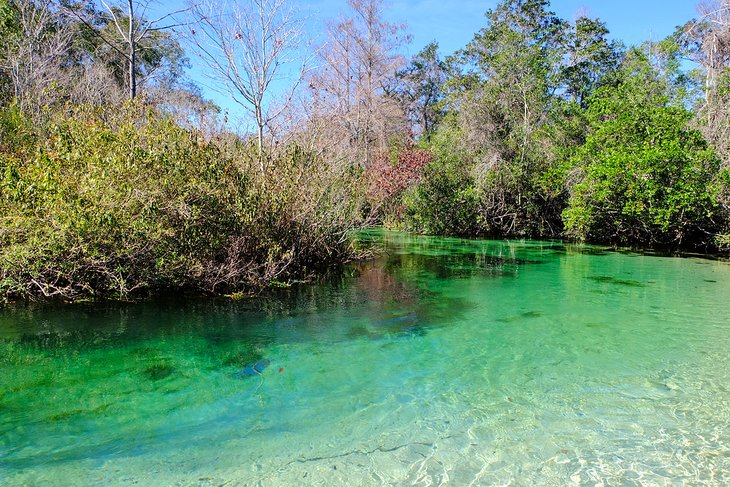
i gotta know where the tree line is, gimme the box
[392,0,730,250]
[1,0,729,302]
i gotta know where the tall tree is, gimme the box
[560,16,623,107]
[308,0,410,167]
[396,41,448,139]
[457,0,567,162]
[450,0,568,235]
[94,0,189,99]
[189,0,306,169]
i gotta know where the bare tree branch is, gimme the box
[96,0,188,99]
[187,0,308,174]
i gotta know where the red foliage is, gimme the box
[368,140,432,203]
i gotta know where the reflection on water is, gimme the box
[1,230,730,485]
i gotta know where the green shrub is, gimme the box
[563,88,720,247]
[402,153,480,237]
[0,103,365,302]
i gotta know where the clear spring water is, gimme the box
[1,231,729,486]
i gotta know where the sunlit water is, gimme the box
[2,231,730,485]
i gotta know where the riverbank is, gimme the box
[0,103,368,304]
[2,98,729,306]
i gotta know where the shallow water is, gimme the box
[1,231,730,485]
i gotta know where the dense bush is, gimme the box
[562,58,721,248]
[367,137,433,225]
[400,130,480,237]
[0,103,366,302]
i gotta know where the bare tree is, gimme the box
[151,84,223,138]
[307,0,409,167]
[685,1,730,160]
[94,0,190,99]
[188,0,307,171]
[692,2,730,92]
[66,60,126,106]
[0,0,73,109]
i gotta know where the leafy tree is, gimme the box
[458,0,567,156]
[560,16,623,107]
[396,41,447,139]
[449,0,568,236]
[563,50,721,247]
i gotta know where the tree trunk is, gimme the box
[257,123,264,175]
[255,100,265,175]
[128,0,136,99]
[129,40,136,99]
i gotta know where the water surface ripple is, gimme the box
[1,231,729,485]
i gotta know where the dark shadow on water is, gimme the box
[496,310,544,323]
[141,363,175,381]
[382,248,544,282]
[588,276,645,287]
[0,231,560,366]
[222,346,265,367]
[0,251,477,361]
[565,246,611,256]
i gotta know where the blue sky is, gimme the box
[170,0,702,128]
[300,0,699,56]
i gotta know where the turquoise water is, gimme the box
[1,231,730,485]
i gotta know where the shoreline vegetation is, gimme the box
[0,102,370,302]
[3,0,730,303]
